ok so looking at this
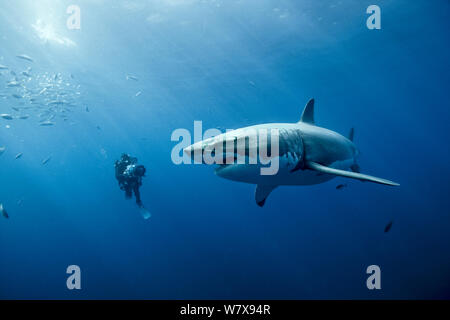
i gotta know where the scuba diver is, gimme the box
[115,153,146,208]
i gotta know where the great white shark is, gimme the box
[184,99,399,207]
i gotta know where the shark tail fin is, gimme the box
[255,185,277,207]
[350,163,360,173]
[349,127,354,141]
[348,128,360,173]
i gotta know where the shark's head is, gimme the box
[183,125,292,182]
[183,127,256,163]
[183,133,229,164]
[182,140,204,161]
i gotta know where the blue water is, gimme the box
[0,0,449,299]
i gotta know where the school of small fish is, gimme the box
[0,54,85,127]
[0,54,90,219]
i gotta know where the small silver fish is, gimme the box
[126,75,138,81]
[7,81,21,87]
[0,64,8,70]
[16,54,33,62]
[0,203,9,219]
[0,114,14,120]
[42,156,52,165]
[48,100,65,106]
[40,121,55,126]
[0,146,5,155]
[384,221,393,233]
[15,152,23,159]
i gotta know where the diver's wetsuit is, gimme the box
[123,164,144,206]
[115,154,146,207]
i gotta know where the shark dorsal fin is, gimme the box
[300,98,315,124]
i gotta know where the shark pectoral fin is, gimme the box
[255,184,277,207]
[305,161,400,186]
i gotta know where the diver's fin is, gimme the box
[299,98,315,124]
[348,127,354,141]
[139,205,151,220]
[255,184,277,207]
[305,161,400,186]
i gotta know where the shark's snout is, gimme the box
[183,145,193,157]
[183,141,205,159]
